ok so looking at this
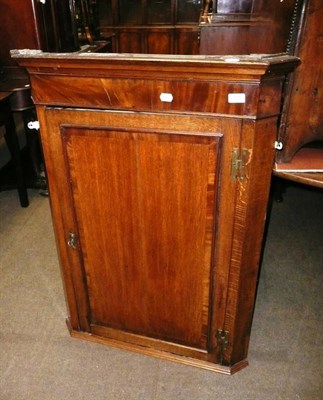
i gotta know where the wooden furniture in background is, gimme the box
[277,0,323,162]
[0,0,78,203]
[0,69,48,203]
[0,0,41,67]
[0,0,38,205]
[274,0,323,189]
[0,0,79,67]
[35,0,80,53]
[0,1,307,60]
[0,91,28,206]
[199,0,298,55]
[88,0,202,54]
[14,51,298,374]
[274,146,323,190]
[273,170,323,190]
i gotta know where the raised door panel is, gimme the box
[65,127,219,350]
[42,108,227,360]
[117,29,143,52]
[200,1,297,56]
[199,25,274,55]
[147,29,173,54]
[175,28,200,54]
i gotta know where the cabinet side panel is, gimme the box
[224,118,277,365]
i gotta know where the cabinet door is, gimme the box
[147,29,173,53]
[42,108,226,361]
[175,27,200,54]
[117,28,143,52]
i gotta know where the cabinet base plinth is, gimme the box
[66,320,248,375]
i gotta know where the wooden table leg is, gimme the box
[1,96,29,207]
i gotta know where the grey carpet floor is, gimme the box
[0,183,322,400]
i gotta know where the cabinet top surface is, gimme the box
[11,50,299,78]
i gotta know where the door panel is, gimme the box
[147,29,173,54]
[63,126,221,350]
[43,108,224,354]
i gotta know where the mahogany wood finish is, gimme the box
[0,0,41,66]
[277,0,323,163]
[96,0,201,54]
[199,0,298,55]
[13,51,298,373]
[273,170,323,189]
[0,0,79,68]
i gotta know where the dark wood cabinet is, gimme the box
[277,0,323,162]
[271,0,323,189]
[0,0,79,68]
[0,0,40,67]
[46,108,222,353]
[95,0,201,54]
[199,0,298,55]
[14,51,298,373]
[0,0,305,60]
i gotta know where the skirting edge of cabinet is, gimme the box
[66,320,248,375]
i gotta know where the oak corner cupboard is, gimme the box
[13,51,298,374]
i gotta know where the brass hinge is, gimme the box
[216,329,229,364]
[231,148,251,180]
